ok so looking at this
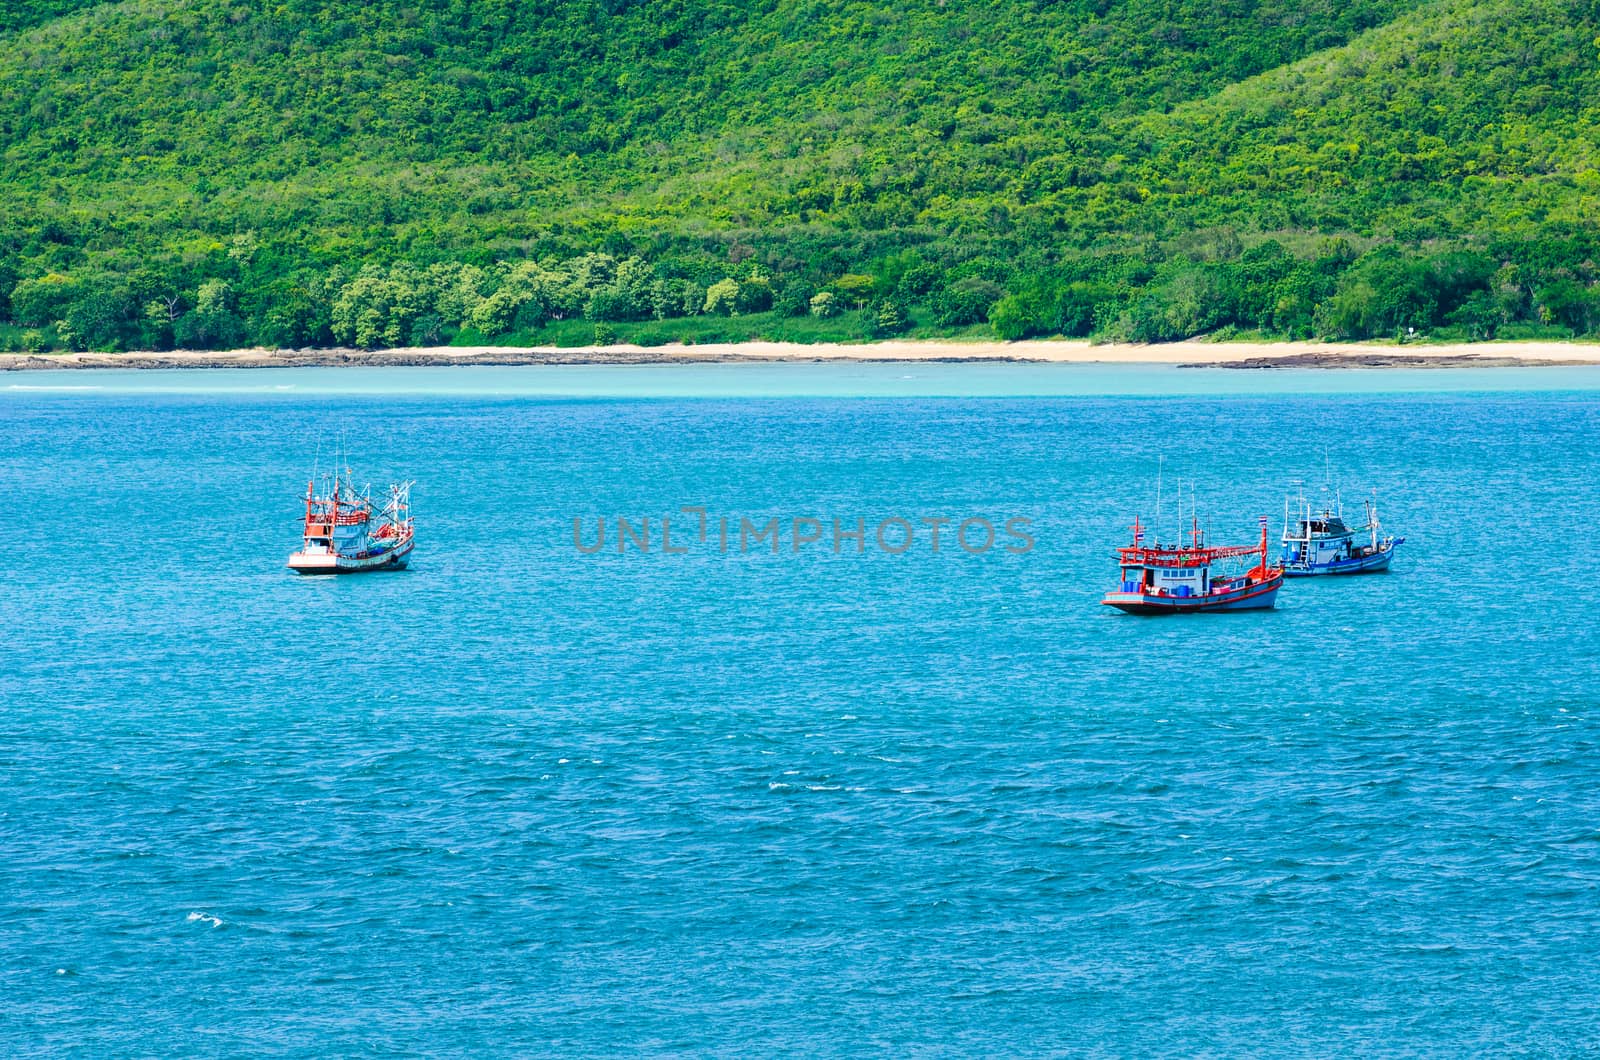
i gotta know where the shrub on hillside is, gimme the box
[933,277,1004,326]
[704,278,740,315]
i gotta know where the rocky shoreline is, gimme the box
[1193,352,1596,370]
[4,340,1600,371]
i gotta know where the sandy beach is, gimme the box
[4,338,1600,371]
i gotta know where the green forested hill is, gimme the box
[0,1,103,34]
[3,0,1599,351]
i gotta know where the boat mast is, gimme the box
[1286,479,1308,546]
[1175,477,1183,551]
[1189,482,1198,548]
[1188,483,1200,550]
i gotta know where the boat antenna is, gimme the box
[1177,478,1186,551]
[1154,455,1164,547]
[1323,449,1343,516]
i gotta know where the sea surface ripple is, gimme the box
[3,366,1599,1055]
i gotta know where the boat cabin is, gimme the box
[1120,561,1210,598]
[1283,516,1356,566]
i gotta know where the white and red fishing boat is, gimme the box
[287,469,414,574]
[1101,515,1283,614]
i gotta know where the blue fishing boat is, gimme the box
[1102,515,1284,615]
[1279,486,1401,576]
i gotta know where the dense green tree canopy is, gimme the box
[2,0,1599,350]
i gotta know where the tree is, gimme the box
[468,261,574,335]
[989,292,1041,341]
[867,298,910,337]
[1053,281,1118,337]
[773,279,814,317]
[1448,291,1505,341]
[584,258,655,322]
[933,277,1003,326]
[809,290,841,318]
[733,273,773,314]
[1315,250,1435,339]
[585,287,637,322]
[612,257,654,315]
[256,278,334,348]
[142,294,183,349]
[899,262,942,298]
[569,253,618,294]
[174,279,246,349]
[10,273,81,328]
[410,312,445,345]
[1144,266,1233,340]
[57,282,135,351]
[429,263,488,326]
[1536,279,1598,334]
[1425,251,1495,318]
[704,278,740,315]
[650,278,702,320]
[0,258,16,324]
[331,266,429,348]
[832,274,876,307]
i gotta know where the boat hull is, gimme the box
[1281,538,1401,577]
[288,535,414,575]
[1101,573,1283,615]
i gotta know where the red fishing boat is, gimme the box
[1101,515,1283,614]
[287,469,414,574]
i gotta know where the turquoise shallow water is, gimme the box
[4,364,1600,1055]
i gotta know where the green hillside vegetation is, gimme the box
[0,0,102,35]
[2,0,1599,352]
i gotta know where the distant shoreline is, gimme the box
[5,339,1600,371]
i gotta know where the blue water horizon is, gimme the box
[4,364,1598,1054]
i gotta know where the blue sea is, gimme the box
[4,363,1600,1056]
